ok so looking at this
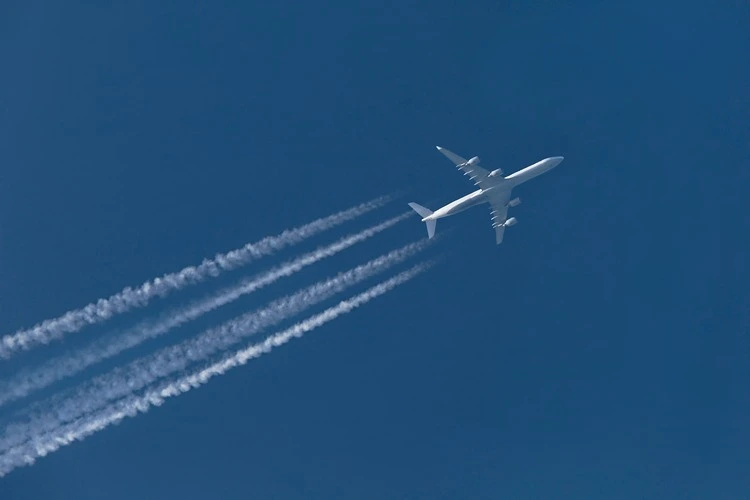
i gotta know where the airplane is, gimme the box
[408,146,564,244]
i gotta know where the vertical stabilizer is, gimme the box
[407,202,436,239]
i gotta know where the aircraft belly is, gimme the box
[505,157,560,186]
[506,165,545,185]
[440,191,486,217]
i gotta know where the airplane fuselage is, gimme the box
[422,156,563,221]
[504,156,562,185]
[427,188,487,220]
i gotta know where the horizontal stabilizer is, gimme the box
[408,202,432,219]
[408,202,436,239]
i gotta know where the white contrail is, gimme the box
[0,262,432,478]
[0,212,410,407]
[0,240,432,453]
[0,196,390,359]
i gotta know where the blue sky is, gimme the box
[1,1,748,498]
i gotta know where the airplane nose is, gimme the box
[548,156,564,167]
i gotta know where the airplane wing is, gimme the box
[486,188,512,244]
[436,146,492,187]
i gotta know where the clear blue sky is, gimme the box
[1,1,748,498]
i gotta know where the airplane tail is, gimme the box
[408,202,436,239]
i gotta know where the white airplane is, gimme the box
[408,146,564,244]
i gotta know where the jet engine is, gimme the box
[503,217,517,228]
[488,168,504,178]
[466,156,481,165]
[507,197,521,207]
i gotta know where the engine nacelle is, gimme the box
[503,217,518,228]
[466,156,481,165]
[488,168,504,178]
[507,197,521,207]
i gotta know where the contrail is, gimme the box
[0,196,390,359]
[0,262,433,478]
[0,212,410,407]
[0,240,432,453]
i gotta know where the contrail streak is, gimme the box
[0,212,410,407]
[0,196,390,359]
[0,262,433,478]
[0,240,432,453]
